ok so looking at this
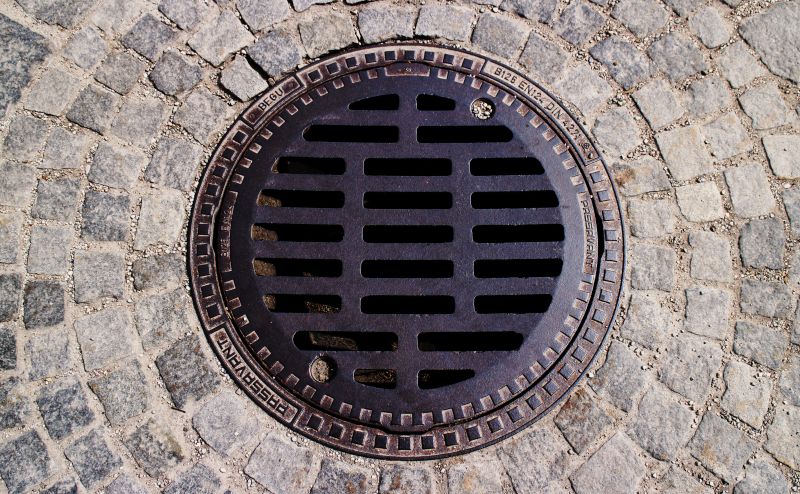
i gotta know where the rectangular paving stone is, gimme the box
[66,84,120,134]
[91,0,146,36]
[189,10,254,66]
[75,307,135,371]
[627,198,674,238]
[245,431,321,494]
[41,127,92,169]
[0,326,15,370]
[630,243,674,291]
[765,406,800,469]
[612,157,670,197]
[135,190,186,250]
[111,95,169,147]
[0,273,21,322]
[0,162,35,207]
[164,463,220,494]
[721,360,770,429]
[145,136,204,191]
[647,32,708,82]
[628,385,694,460]
[655,126,712,181]
[23,281,65,329]
[65,429,122,488]
[3,114,48,162]
[738,83,793,130]
[779,354,800,407]
[590,341,650,412]
[518,32,568,85]
[736,458,790,494]
[739,1,800,84]
[447,453,510,494]
[89,141,145,189]
[0,14,50,117]
[0,213,22,264]
[122,13,177,61]
[36,377,95,440]
[740,279,794,318]
[41,479,79,494]
[17,0,92,28]
[299,12,358,59]
[633,79,683,130]
[688,5,731,49]
[0,430,52,494]
[683,287,730,340]
[192,391,258,457]
[500,0,557,23]
[724,164,776,218]
[32,177,81,221]
[554,387,614,454]
[592,106,640,157]
[135,288,191,350]
[358,5,416,44]
[81,190,130,241]
[156,335,220,408]
[473,13,530,58]
[675,182,724,223]
[150,50,203,96]
[733,321,788,370]
[0,377,29,430]
[132,253,184,291]
[105,474,149,494]
[248,29,305,79]
[716,40,765,89]
[739,218,785,270]
[570,433,646,494]
[64,26,108,69]
[554,0,605,46]
[703,112,752,161]
[27,331,70,381]
[88,360,149,425]
[658,332,723,403]
[311,459,370,494]
[684,76,732,117]
[498,425,574,494]
[160,0,205,30]
[555,65,613,118]
[27,225,72,275]
[612,0,669,38]
[125,418,185,477]
[95,51,147,94]
[173,87,229,142]
[25,66,82,116]
[220,56,268,102]
[764,135,800,179]
[236,0,291,32]
[416,4,475,42]
[620,291,673,350]
[590,36,654,90]
[688,413,756,482]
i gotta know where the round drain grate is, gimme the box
[189,43,624,459]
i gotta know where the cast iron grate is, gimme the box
[189,43,624,460]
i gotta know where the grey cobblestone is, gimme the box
[125,418,185,477]
[134,190,185,249]
[23,281,65,329]
[64,26,108,70]
[688,6,731,49]
[160,0,204,30]
[24,66,81,115]
[612,158,670,196]
[189,10,254,67]
[95,52,147,95]
[447,453,509,494]
[0,213,22,264]
[703,112,751,161]
[724,164,776,218]
[122,14,177,62]
[164,463,220,494]
[0,14,49,116]
[65,429,122,488]
[220,56,268,101]
[17,0,92,28]
[245,432,321,494]
[554,388,613,453]
[105,474,148,494]
[648,33,708,82]
[192,391,258,456]
[41,127,92,169]
[66,84,120,134]
[156,335,220,408]
[0,378,29,429]
[630,243,674,291]
[81,190,130,241]
[27,332,70,381]
[518,32,568,85]
[733,321,788,370]
[145,136,204,191]
[500,0,557,23]
[499,426,574,493]
[722,360,771,428]
[27,225,72,275]
[3,114,48,162]
[628,385,693,460]
[0,430,51,494]
[248,29,304,78]
[0,274,21,322]
[659,332,723,403]
[42,479,78,494]
[134,288,191,350]
[739,218,785,269]
[554,0,604,46]
[655,126,711,181]
[570,433,646,494]
[689,231,732,282]
[358,5,416,44]
[689,413,756,482]
[32,177,81,220]
[472,14,530,58]
[292,0,335,11]
[554,65,612,118]
[620,291,672,349]
[684,76,731,117]
[740,279,794,318]
[379,467,432,494]
[612,0,669,38]
[74,307,135,370]
[659,467,712,494]
[633,79,683,130]
[88,360,149,425]
[778,354,800,407]
[89,142,144,189]
[299,12,357,59]
[765,406,800,469]
[0,327,14,370]
[590,341,649,412]
[0,164,35,208]
[36,377,95,440]
[627,198,674,238]
[174,87,230,142]
[684,287,730,340]
[716,41,765,89]
[739,1,800,83]
[738,83,794,130]
[734,458,790,494]
[311,459,370,494]
[132,253,184,291]
[590,37,654,90]
[592,106,640,157]
[416,5,475,42]
[764,134,800,179]
[111,95,169,147]
[90,0,144,37]
[149,50,203,96]
[237,0,291,32]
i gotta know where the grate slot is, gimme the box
[363,225,453,243]
[363,192,452,209]
[471,191,559,209]
[258,189,345,208]
[474,259,563,278]
[263,294,342,313]
[355,369,397,389]
[416,94,456,111]
[417,126,513,143]
[472,224,564,243]
[474,294,552,314]
[252,224,345,242]
[418,332,524,352]
[361,260,453,278]
[364,158,452,176]
[349,94,400,110]
[418,369,475,389]
[470,158,544,176]
[304,125,399,143]
[253,258,343,277]
[294,331,398,351]
[273,157,346,175]
[361,295,455,314]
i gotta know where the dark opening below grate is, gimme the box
[189,43,624,460]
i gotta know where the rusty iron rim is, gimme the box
[188,43,625,460]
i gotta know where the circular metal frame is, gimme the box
[188,43,625,460]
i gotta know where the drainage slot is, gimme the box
[474,295,552,314]
[273,157,346,175]
[350,94,400,111]
[264,294,342,313]
[470,158,544,176]
[258,189,345,208]
[474,259,563,278]
[363,225,453,243]
[418,369,475,389]
[418,332,524,352]
[472,224,564,243]
[361,295,455,314]
[304,125,399,143]
[355,369,397,389]
[417,126,513,143]
[252,224,344,242]
[364,158,452,176]
[416,94,456,111]
[364,192,452,209]
[253,258,343,277]
[294,331,398,351]
[471,191,559,209]
[361,260,453,278]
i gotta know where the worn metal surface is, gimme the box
[188,43,625,459]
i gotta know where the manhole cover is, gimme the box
[189,43,624,459]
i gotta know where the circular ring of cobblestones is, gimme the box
[0,0,798,493]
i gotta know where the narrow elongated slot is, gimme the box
[258,189,345,208]
[471,191,559,209]
[364,158,452,176]
[252,224,344,242]
[304,125,399,142]
[474,294,552,314]
[363,192,452,209]
[354,369,397,389]
[417,126,513,143]
[294,331,398,351]
[470,158,544,176]
[361,260,453,278]
[418,332,524,351]
[418,369,475,389]
[416,94,456,111]
[363,225,453,243]
[253,258,343,277]
[273,157,346,175]
[361,295,455,314]
[472,224,564,243]
[263,294,342,313]
[349,94,400,110]
[474,259,563,278]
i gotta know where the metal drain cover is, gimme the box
[189,43,624,459]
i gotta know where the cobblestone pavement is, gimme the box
[0,0,799,492]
